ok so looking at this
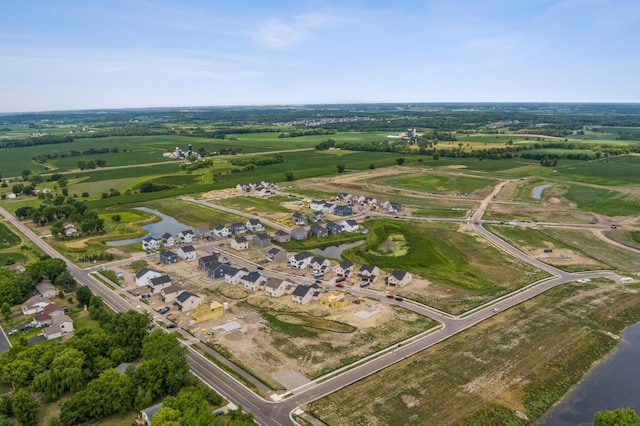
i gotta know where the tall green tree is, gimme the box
[594,408,640,426]
[11,388,39,426]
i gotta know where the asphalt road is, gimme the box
[0,202,625,426]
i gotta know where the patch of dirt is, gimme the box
[402,395,421,408]
[440,165,468,169]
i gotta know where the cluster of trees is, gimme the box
[0,257,73,313]
[0,135,73,149]
[228,155,284,168]
[139,182,175,193]
[77,159,107,170]
[617,131,640,141]
[15,198,105,234]
[181,158,215,172]
[278,128,333,138]
[32,147,117,164]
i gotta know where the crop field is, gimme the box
[539,228,640,272]
[369,172,496,196]
[130,198,244,228]
[216,195,294,214]
[310,280,640,426]
[563,185,639,216]
[344,220,548,313]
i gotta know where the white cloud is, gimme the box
[252,13,337,50]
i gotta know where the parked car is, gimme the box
[166,323,177,329]
[394,296,404,302]
[214,411,225,417]
[159,306,170,315]
[335,283,344,288]
[386,294,395,299]
[359,282,370,288]
[140,294,151,299]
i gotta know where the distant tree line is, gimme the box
[32,147,117,163]
[0,135,73,149]
[278,128,333,138]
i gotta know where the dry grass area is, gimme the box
[309,279,640,426]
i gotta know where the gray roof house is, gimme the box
[310,211,325,223]
[308,224,328,238]
[291,227,308,241]
[273,230,291,243]
[159,250,179,264]
[266,247,288,263]
[230,222,247,234]
[325,221,343,235]
[292,212,307,226]
[252,232,271,247]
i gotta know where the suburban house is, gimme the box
[246,218,265,232]
[264,278,289,297]
[161,285,184,303]
[292,284,321,305]
[137,402,164,426]
[161,233,176,247]
[273,230,291,243]
[236,183,250,192]
[386,269,413,287]
[320,291,348,308]
[230,236,249,251]
[308,224,328,238]
[266,247,288,263]
[192,301,224,323]
[230,222,247,234]
[175,291,203,312]
[159,250,179,264]
[322,203,336,214]
[310,200,325,211]
[336,192,353,203]
[212,225,230,238]
[142,236,160,251]
[224,268,250,285]
[135,268,162,287]
[196,226,211,240]
[290,227,308,241]
[325,221,343,235]
[291,212,307,226]
[311,257,330,273]
[358,264,380,282]
[254,186,271,197]
[241,274,268,291]
[149,275,172,294]
[178,229,195,243]
[333,205,353,216]
[289,252,313,269]
[261,179,276,188]
[340,220,360,233]
[333,260,354,277]
[385,201,402,213]
[63,222,78,237]
[35,280,57,299]
[34,303,65,327]
[42,314,74,340]
[204,261,232,279]
[252,233,271,247]
[309,211,325,223]
[198,254,219,270]
[22,295,50,315]
[177,245,197,262]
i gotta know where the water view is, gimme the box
[532,184,553,200]
[540,322,640,425]
[106,207,192,246]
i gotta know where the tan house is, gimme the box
[35,280,57,299]
[192,301,225,323]
[175,291,202,312]
[320,291,348,308]
[358,264,380,282]
[230,236,249,251]
[161,285,184,303]
[265,278,289,297]
[42,314,74,340]
[241,274,268,291]
[22,295,50,315]
[386,270,413,287]
[34,303,65,326]
[149,275,172,294]
[333,260,354,278]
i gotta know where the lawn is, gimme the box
[0,222,21,248]
[370,172,497,196]
[135,198,245,228]
[563,185,639,216]
[344,220,548,313]
[216,195,294,214]
[310,279,640,426]
[555,155,640,186]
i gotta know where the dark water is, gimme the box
[532,184,553,200]
[310,240,364,258]
[106,207,192,246]
[539,322,640,425]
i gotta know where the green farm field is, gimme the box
[369,172,497,196]
[555,155,640,185]
[216,195,295,214]
[563,185,639,216]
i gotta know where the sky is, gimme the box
[1,0,639,113]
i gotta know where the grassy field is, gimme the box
[344,220,548,313]
[309,279,640,426]
[127,198,245,228]
[555,155,640,185]
[370,172,497,196]
[216,195,295,214]
[0,222,21,249]
[563,185,639,216]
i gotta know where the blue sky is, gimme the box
[1,0,638,112]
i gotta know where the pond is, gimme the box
[310,240,364,258]
[539,322,640,425]
[106,207,192,247]
[532,183,553,200]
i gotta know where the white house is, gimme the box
[177,245,197,262]
[230,236,249,251]
[42,314,74,340]
[340,220,360,233]
[161,285,184,303]
[289,252,313,269]
[292,284,320,305]
[21,295,50,315]
[213,225,230,238]
[161,233,176,247]
[246,218,265,232]
[142,237,160,251]
[358,264,380,282]
[35,280,57,299]
[178,229,195,243]
[135,268,162,287]
[149,275,172,294]
[265,278,289,297]
[386,269,413,287]
[333,260,354,278]
[175,291,203,312]
[322,203,336,214]
[224,268,250,285]
[310,257,330,273]
[310,200,326,211]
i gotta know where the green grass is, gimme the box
[137,198,245,228]
[0,252,27,266]
[279,232,366,253]
[555,155,640,185]
[0,222,21,248]
[370,173,497,195]
[216,195,294,214]
[564,185,639,216]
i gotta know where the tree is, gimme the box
[50,221,64,238]
[33,347,85,401]
[369,162,375,169]
[1,302,11,322]
[11,388,39,426]
[76,286,93,307]
[396,157,406,165]
[336,163,345,173]
[54,270,76,289]
[111,214,121,223]
[284,171,294,181]
[594,408,640,426]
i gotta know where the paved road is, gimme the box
[0,196,625,426]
